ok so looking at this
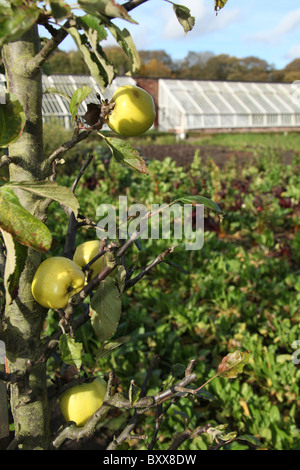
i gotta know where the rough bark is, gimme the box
[1,25,51,450]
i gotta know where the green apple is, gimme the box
[73,240,106,279]
[31,257,85,309]
[107,85,156,136]
[59,377,107,427]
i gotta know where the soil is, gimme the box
[138,144,296,168]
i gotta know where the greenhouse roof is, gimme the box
[160,79,300,114]
[158,79,300,132]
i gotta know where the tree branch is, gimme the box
[52,360,197,449]
[41,128,92,176]
[168,424,212,450]
[106,355,160,450]
[27,20,70,76]
[123,0,151,12]
[63,153,95,259]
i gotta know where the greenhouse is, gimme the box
[158,79,300,135]
[1,74,300,134]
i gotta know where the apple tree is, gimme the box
[0,0,253,451]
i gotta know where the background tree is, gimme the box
[277,58,300,82]
[48,49,90,74]
[44,47,297,83]
[103,46,131,75]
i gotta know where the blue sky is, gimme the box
[57,0,300,69]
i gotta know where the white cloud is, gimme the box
[249,8,300,43]
[285,44,300,60]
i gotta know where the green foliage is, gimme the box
[0,186,52,252]
[44,141,300,450]
[90,277,122,342]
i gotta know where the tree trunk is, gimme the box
[1,25,51,450]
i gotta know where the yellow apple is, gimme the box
[59,377,107,427]
[31,257,85,309]
[73,240,106,279]
[107,85,156,136]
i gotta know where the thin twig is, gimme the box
[63,154,95,259]
[123,0,150,12]
[106,355,160,450]
[169,424,212,450]
[41,128,92,177]
[125,246,177,290]
[71,153,94,194]
[27,19,70,76]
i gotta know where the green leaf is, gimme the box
[217,350,250,379]
[95,335,130,360]
[116,265,127,294]
[77,13,108,42]
[69,86,92,121]
[215,0,228,13]
[59,334,82,370]
[0,94,26,148]
[0,1,40,47]
[78,0,138,24]
[129,379,141,405]
[194,389,216,401]
[171,2,195,33]
[172,195,223,214]
[43,87,71,102]
[70,14,140,78]
[48,0,71,20]
[6,181,80,217]
[236,434,262,447]
[105,22,141,74]
[67,25,115,90]
[103,136,148,174]
[90,276,122,342]
[0,229,27,305]
[0,187,52,252]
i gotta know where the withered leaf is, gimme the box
[83,102,101,126]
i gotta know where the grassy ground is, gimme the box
[129,130,300,152]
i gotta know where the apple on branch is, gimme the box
[59,377,107,427]
[73,240,106,279]
[107,85,156,137]
[31,257,85,309]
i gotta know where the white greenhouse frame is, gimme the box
[158,79,300,135]
[1,74,300,135]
